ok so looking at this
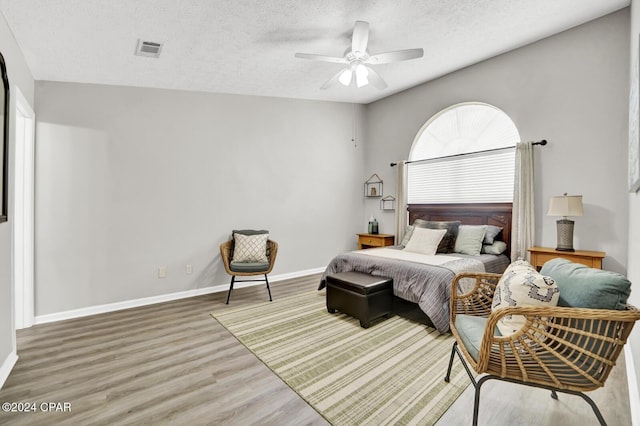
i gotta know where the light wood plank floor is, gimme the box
[0,274,631,425]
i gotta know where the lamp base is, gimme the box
[555,219,575,252]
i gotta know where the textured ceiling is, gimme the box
[0,0,630,104]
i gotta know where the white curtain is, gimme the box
[394,161,408,244]
[511,141,535,261]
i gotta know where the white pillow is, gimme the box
[403,227,447,255]
[454,225,487,255]
[481,241,507,255]
[232,233,269,263]
[491,260,560,336]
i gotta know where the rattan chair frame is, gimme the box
[220,239,278,304]
[445,272,640,426]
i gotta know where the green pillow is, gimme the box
[483,225,503,244]
[453,225,487,256]
[540,258,631,310]
[481,241,507,255]
[399,225,414,247]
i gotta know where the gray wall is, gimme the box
[365,9,630,274]
[0,13,35,374]
[34,82,365,315]
[628,0,640,408]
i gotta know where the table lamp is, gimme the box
[547,193,583,251]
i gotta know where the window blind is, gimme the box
[407,148,515,204]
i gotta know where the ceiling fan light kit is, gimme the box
[295,21,423,90]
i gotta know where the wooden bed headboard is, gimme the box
[407,203,513,258]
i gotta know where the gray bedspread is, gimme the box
[319,249,509,333]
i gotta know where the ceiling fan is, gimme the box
[295,21,423,90]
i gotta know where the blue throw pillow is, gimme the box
[540,258,631,310]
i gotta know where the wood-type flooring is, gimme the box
[0,274,631,425]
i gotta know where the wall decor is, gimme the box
[380,195,395,211]
[364,173,383,198]
[0,51,9,223]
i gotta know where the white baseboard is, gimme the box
[625,345,640,426]
[34,267,326,325]
[0,351,18,390]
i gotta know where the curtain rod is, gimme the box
[390,139,548,167]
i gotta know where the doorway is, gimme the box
[13,87,35,329]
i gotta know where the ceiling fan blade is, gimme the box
[366,67,388,90]
[351,21,369,57]
[366,48,424,64]
[295,53,347,64]
[320,69,347,90]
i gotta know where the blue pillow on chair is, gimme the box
[540,258,631,310]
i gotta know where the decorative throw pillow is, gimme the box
[400,225,415,247]
[232,232,269,263]
[483,225,503,244]
[403,227,447,256]
[492,260,560,336]
[413,219,461,253]
[453,225,487,256]
[481,241,507,255]
[540,258,631,310]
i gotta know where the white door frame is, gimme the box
[13,86,35,329]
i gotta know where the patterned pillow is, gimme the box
[413,219,461,253]
[491,260,560,336]
[232,232,269,263]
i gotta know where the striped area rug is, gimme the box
[211,291,468,426]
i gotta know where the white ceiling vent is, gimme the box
[135,39,162,58]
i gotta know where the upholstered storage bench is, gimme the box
[326,271,393,328]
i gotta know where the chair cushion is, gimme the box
[491,259,559,336]
[229,261,270,273]
[455,314,502,362]
[540,258,631,310]
[232,232,269,263]
[413,219,461,253]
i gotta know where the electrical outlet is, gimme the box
[185,264,193,274]
[158,266,167,278]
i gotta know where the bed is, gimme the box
[319,203,512,333]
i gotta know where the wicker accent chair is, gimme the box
[220,236,278,304]
[445,271,640,426]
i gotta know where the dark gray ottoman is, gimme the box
[326,271,393,328]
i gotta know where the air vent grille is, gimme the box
[135,39,162,58]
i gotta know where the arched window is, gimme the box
[408,102,520,204]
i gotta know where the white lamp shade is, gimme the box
[338,69,352,86]
[355,63,369,88]
[547,195,583,217]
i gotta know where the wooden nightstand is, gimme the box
[357,233,395,249]
[528,246,606,271]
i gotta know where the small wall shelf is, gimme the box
[364,174,383,198]
[380,195,395,211]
